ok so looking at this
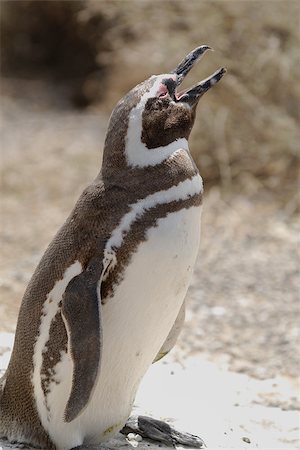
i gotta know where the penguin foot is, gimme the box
[121,415,206,448]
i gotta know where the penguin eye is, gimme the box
[157,84,168,98]
[159,78,177,100]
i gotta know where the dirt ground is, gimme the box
[0,81,300,448]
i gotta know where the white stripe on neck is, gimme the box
[105,173,203,258]
[125,75,189,168]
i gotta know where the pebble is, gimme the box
[126,433,143,447]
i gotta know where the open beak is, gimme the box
[171,45,226,106]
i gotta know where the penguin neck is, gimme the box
[125,134,189,169]
[101,110,190,175]
[102,135,191,179]
[101,141,199,204]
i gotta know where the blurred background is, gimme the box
[0,0,299,428]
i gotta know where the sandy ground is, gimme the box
[0,89,299,448]
[0,338,299,449]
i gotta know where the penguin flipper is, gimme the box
[61,269,102,423]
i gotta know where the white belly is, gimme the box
[41,205,201,449]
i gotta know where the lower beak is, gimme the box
[178,67,227,106]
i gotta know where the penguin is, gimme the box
[0,46,226,450]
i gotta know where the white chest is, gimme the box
[36,201,202,450]
[83,203,202,442]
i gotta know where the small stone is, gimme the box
[126,433,142,447]
[127,433,136,441]
[242,436,251,444]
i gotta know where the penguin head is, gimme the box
[103,46,226,170]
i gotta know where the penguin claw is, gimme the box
[121,415,206,448]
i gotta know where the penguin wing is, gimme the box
[153,301,186,363]
[61,262,103,423]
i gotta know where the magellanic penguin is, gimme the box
[0,46,226,450]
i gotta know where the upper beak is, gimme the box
[171,45,226,106]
